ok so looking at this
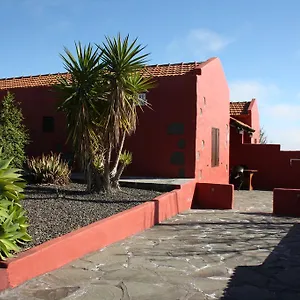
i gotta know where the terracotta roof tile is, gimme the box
[141,62,203,77]
[0,61,205,91]
[0,73,71,90]
[230,101,251,116]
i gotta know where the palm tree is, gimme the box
[97,34,155,192]
[57,35,154,193]
[56,42,103,192]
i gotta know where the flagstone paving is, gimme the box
[1,190,300,299]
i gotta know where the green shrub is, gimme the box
[0,92,29,168]
[27,152,71,185]
[0,153,31,260]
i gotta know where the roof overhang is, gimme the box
[230,117,255,133]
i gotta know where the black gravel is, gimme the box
[21,183,162,250]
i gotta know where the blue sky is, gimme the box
[1,0,300,149]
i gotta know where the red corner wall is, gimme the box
[230,142,300,190]
[124,75,197,178]
[0,87,71,157]
[195,58,230,184]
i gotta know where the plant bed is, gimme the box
[21,183,162,250]
[0,180,195,291]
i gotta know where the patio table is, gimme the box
[243,169,258,190]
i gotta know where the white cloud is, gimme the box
[268,104,300,120]
[187,29,233,53]
[229,80,280,103]
[268,127,300,150]
[166,28,234,61]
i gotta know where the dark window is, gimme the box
[211,128,220,167]
[167,123,184,135]
[177,139,186,149]
[43,116,54,132]
[170,151,185,165]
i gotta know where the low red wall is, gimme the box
[0,180,196,290]
[230,143,300,190]
[273,188,300,217]
[192,182,233,209]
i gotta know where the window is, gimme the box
[43,116,54,132]
[211,127,220,167]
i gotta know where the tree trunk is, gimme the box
[91,165,104,193]
[85,160,93,192]
[103,142,113,194]
[111,163,126,189]
[110,132,126,178]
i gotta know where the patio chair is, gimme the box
[230,165,247,190]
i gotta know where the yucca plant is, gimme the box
[119,151,133,166]
[27,152,71,185]
[0,152,31,260]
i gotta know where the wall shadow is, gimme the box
[221,223,300,299]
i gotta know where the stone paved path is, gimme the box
[1,191,300,299]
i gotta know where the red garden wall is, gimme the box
[273,188,300,217]
[192,182,233,209]
[195,58,230,184]
[230,143,300,190]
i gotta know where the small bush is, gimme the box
[0,153,31,260]
[27,152,71,185]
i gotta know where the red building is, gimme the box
[0,57,230,184]
[230,100,300,190]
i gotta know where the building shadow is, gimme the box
[221,223,300,299]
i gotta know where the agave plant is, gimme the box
[0,151,31,260]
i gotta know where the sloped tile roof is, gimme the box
[141,62,203,77]
[0,61,206,90]
[0,73,71,90]
[230,101,251,116]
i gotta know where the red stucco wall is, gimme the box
[124,74,197,178]
[195,58,230,184]
[0,87,70,157]
[248,99,260,144]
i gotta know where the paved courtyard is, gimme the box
[1,191,300,299]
